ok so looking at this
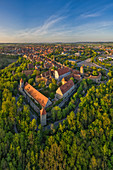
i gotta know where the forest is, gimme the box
[0,57,113,169]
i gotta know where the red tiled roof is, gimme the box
[24,83,48,108]
[40,108,46,115]
[72,69,80,74]
[57,67,70,76]
[22,70,34,76]
[73,74,81,80]
[28,63,34,69]
[20,78,23,83]
[60,79,74,94]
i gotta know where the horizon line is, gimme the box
[0,41,113,44]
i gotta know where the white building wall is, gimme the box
[55,71,59,80]
[40,114,46,126]
[59,72,71,81]
[55,71,71,80]
[45,99,52,108]
[56,88,63,99]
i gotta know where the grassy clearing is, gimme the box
[0,54,18,69]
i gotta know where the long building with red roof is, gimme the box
[56,79,75,99]
[24,83,52,108]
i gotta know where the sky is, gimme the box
[0,0,113,43]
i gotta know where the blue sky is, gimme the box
[0,0,113,42]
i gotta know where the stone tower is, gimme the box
[61,77,67,85]
[80,66,84,75]
[20,78,24,90]
[40,108,47,126]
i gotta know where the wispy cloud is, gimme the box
[17,15,65,38]
[0,1,113,43]
[79,2,113,19]
[80,12,100,18]
[12,1,71,42]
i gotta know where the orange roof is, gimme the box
[40,108,46,115]
[60,79,74,94]
[57,67,70,76]
[20,78,23,83]
[24,83,48,108]
[73,74,81,80]
[72,69,80,74]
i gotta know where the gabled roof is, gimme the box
[59,79,74,94]
[61,73,73,81]
[22,70,34,76]
[40,108,46,115]
[24,83,49,108]
[20,78,24,83]
[57,67,70,76]
[73,74,81,80]
[72,69,80,74]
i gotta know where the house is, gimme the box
[41,70,51,78]
[107,55,113,59]
[22,70,34,76]
[35,75,41,82]
[80,66,84,75]
[85,72,101,83]
[98,57,107,62]
[24,83,52,108]
[68,59,78,64]
[61,77,67,85]
[56,79,75,99]
[35,65,40,70]
[73,74,81,80]
[55,67,71,81]
[40,77,50,86]
[23,55,28,59]
[27,63,34,69]
[75,52,81,56]
[72,69,80,74]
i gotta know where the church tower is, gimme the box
[40,108,47,126]
[80,66,84,75]
[20,78,24,91]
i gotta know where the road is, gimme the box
[77,56,109,75]
[77,58,102,68]
[44,104,79,131]
[94,56,109,74]
[14,123,18,133]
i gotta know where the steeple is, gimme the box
[20,78,24,90]
[80,66,84,75]
[40,108,47,126]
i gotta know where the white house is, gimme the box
[55,67,71,81]
[56,79,75,99]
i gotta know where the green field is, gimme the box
[0,54,19,69]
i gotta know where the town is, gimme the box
[1,0,113,168]
[0,43,113,128]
